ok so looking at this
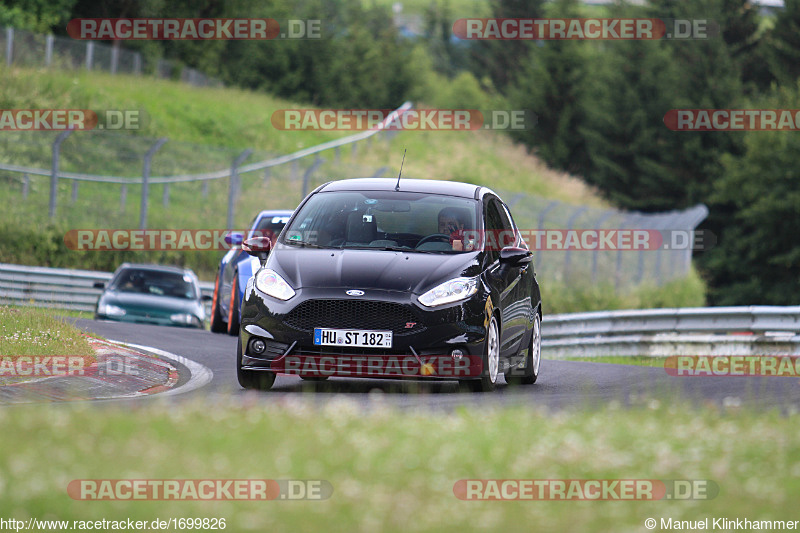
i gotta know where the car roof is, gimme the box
[318,178,488,199]
[115,263,195,276]
[255,209,294,218]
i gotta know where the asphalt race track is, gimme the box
[75,318,800,411]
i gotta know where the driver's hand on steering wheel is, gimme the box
[438,216,465,250]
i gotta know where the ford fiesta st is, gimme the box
[236,178,542,392]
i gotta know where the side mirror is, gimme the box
[93,281,105,289]
[242,236,272,264]
[224,232,244,246]
[201,294,213,301]
[499,246,532,266]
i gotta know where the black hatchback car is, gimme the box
[236,178,542,392]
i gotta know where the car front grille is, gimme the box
[283,299,425,335]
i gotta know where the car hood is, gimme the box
[101,291,201,314]
[268,247,482,294]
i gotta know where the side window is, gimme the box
[498,202,520,247]
[484,198,505,263]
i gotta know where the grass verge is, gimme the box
[0,398,797,531]
[0,306,95,359]
[541,268,707,315]
[561,356,666,368]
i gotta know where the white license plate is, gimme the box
[313,328,393,348]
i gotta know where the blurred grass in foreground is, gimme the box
[0,397,797,532]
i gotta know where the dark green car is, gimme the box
[94,264,210,329]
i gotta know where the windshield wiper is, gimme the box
[284,240,324,248]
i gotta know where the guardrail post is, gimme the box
[5,27,13,66]
[85,41,94,71]
[263,167,271,185]
[71,180,79,205]
[227,149,253,229]
[162,183,170,207]
[563,206,588,282]
[615,214,636,290]
[652,212,681,285]
[335,146,341,165]
[45,34,53,66]
[202,180,209,199]
[140,138,168,230]
[633,214,646,284]
[111,44,119,74]
[120,184,127,212]
[22,173,29,200]
[49,130,73,219]
[302,157,325,198]
[133,53,141,75]
[371,167,388,179]
[590,211,616,283]
[535,201,560,270]
[291,159,298,181]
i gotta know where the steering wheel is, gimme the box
[416,233,452,248]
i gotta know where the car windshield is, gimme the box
[281,190,479,253]
[248,214,291,241]
[111,268,198,299]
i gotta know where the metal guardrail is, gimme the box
[542,307,800,338]
[4,262,800,350]
[542,307,800,358]
[0,263,213,314]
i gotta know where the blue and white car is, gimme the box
[210,210,293,334]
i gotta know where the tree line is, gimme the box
[2,0,798,305]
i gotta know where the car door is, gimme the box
[483,196,526,359]
[499,200,536,351]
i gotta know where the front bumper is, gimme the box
[95,313,202,329]
[239,284,488,379]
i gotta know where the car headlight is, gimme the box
[254,268,296,301]
[170,313,202,327]
[98,303,126,317]
[418,276,478,307]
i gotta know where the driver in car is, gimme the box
[437,208,473,251]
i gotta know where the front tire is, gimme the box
[505,310,541,385]
[461,314,500,392]
[209,272,227,333]
[226,274,241,336]
[237,336,276,390]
